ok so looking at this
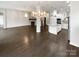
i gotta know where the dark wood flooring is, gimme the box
[0,26,79,57]
[0,27,3,30]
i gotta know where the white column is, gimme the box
[35,6,41,33]
[48,16,57,35]
[36,17,41,32]
[46,13,50,25]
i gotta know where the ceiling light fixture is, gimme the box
[53,10,57,16]
[67,1,71,7]
[67,1,70,3]
[25,13,28,17]
[32,11,47,17]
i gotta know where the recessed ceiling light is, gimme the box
[67,1,70,3]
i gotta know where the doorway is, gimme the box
[41,17,47,32]
[0,13,4,30]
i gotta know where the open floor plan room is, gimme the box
[0,1,79,57]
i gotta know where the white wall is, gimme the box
[0,15,3,26]
[70,1,79,47]
[6,9,30,28]
[0,8,7,28]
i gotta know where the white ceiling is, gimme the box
[0,1,70,12]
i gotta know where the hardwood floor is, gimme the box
[0,26,79,57]
[0,27,3,30]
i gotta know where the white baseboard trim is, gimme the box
[70,42,79,48]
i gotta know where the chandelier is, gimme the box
[32,11,48,17]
